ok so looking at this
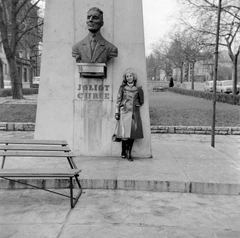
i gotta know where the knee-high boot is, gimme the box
[126,139,134,162]
[121,140,127,158]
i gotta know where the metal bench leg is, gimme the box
[75,175,82,190]
[67,157,78,169]
[1,156,6,169]
[70,177,74,208]
[69,176,82,208]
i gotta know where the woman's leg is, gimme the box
[126,139,134,162]
[121,140,127,158]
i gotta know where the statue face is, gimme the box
[86,10,103,32]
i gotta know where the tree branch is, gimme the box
[16,21,43,44]
[15,0,28,15]
[16,0,40,29]
[0,0,12,59]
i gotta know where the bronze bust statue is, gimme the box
[72,7,118,64]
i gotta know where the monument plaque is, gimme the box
[77,63,107,78]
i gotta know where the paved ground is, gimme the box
[1,131,240,194]
[0,131,240,237]
[1,95,240,237]
[1,189,240,238]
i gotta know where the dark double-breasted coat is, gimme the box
[115,83,144,139]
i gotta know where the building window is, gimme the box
[24,68,27,82]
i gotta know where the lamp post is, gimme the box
[211,0,222,148]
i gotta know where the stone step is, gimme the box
[1,122,240,135]
[1,178,240,195]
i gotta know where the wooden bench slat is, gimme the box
[0,169,82,177]
[0,151,75,157]
[0,145,71,151]
[0,139,68,145]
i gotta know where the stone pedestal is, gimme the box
[35,0,152,157]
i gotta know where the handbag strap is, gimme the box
[114,121,119,134]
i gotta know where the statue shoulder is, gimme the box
[99,34,118,50]
[72,36,89,49]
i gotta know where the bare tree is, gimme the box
[168,37,186,83]
[182,30,214,89]
[178,0,240,94]
[151,39,173,79]
[146,54,158,80]
[0,0,43,99]
[0,58,3,88]
[152,34,186,83]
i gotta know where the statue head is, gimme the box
[86,7,104,33]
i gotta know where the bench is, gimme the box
[0,139,82,208]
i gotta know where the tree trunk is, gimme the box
[0,59,3,89]
[191,62,195,90]
[232,59,237,95]
[29,66,33,88]
[227,40,239,96]
[8,58,23,99]
[180,67,183,83]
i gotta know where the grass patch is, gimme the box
[0,104,37,123]
[0,91,239,126]
[149,92,240,127]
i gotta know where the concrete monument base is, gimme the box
[35,0,152,157]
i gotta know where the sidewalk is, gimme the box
[1,130,240,195]
[1,189,240,238]
[1,94,240,237]
[0,131,240,237]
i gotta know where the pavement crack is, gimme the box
[56,208,73,238]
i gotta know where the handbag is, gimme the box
[112,121,121,142]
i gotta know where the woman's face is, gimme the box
[126,73,134,83]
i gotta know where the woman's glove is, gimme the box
[115,113,120,120]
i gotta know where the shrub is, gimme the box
[166,87,240,105]
[0,88,38,97]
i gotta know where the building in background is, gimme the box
[0,0,43,89]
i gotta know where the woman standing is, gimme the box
[115,68,144,162]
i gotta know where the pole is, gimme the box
[211,0,222,147]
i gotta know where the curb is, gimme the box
[0,122,35,131]
[0,122,240,135]
[1,178,240,196]
[151,125,240,135]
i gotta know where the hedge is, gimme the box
[0,88,38,97]
[166,87,240,105]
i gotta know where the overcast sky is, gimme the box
[38,0,180,55]
[142,0,180,55]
